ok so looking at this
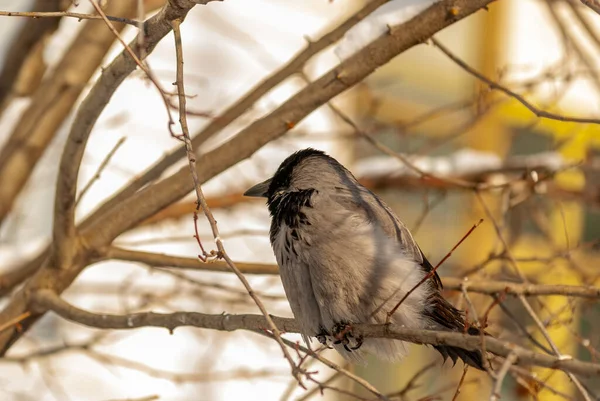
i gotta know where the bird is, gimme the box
[244,148,485,369]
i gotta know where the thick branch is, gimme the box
[87,0,495,248]
[0,0,138,226]
[82,0,394,230]
[52,0,216,265]
[0,0,64,108]
[31,289,600,378]
[0,0,218,356]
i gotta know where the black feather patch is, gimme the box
[268,189,315,242]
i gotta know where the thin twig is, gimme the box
[490,352,517,401]
[76,137,126,205]
[0,10,140,26]
[518,294,593,401]
[386,362,437,399]
[385,219,483,323]
[169,18,302,385]
[0,311,31,334]
[432,37,600,124]
[89,0,176,135]
[451,365,469,401]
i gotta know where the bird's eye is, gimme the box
[276,189,286,197]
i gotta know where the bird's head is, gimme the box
[243,148,350,214]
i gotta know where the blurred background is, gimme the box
[0,0,599,400]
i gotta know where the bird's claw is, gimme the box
[316,329,333,349]
[332,322,363,352]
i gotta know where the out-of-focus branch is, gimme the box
[0,0,138,226]
[106,247,277,274]
[432,37,600,124]
[102,248,600,298]
[0,253,47,298]
[139,149,582,227]
[0,0,218,356]
[82,0,396,229]
[30,289,600,377]
[490,352,518,401]
[83,0,497,249]
[0,10,141,27]
[0,0,64,111]
[580,0,600,15]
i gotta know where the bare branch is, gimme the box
[30,289,600,378]
[76,137,126,205]
[0,0,65,109]
[432,37,600,124]
[81,0,400,230]
[580,0,600,15]
[490,352,517,401]
[0,9,141,27]
[105,247,278,274]
[169,17,301,383]
[102,247,600,298]
[0,0,138,225]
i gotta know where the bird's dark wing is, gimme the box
[330,184,443,290]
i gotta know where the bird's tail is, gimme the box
[426,293,487,371]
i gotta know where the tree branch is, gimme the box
[51,0,216,266]
[432,37,600,124]
[80,0,395,231]
[30,289,600,378]
[103,247,600,298]
[0,0,219,356]
[0,10,141,27]
[0,0,64,110]
[86,0,496,249]
[0,0,138,226]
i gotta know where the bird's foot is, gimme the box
[316,328,333,349]
[332,322,363,352]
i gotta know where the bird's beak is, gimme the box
[243,177,272,198]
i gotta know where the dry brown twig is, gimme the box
[385,218,483,323]
[169,18,303,385]
[102,246,600,298]
[490,352,518,401]
[89,0,177,135]
[76,136,126,205]
[451,365,470,401]
[0,9,141,26]
[255,330,389,400]
[431,37,600,124]
[0,0,406,303]
[475,192,594,401]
